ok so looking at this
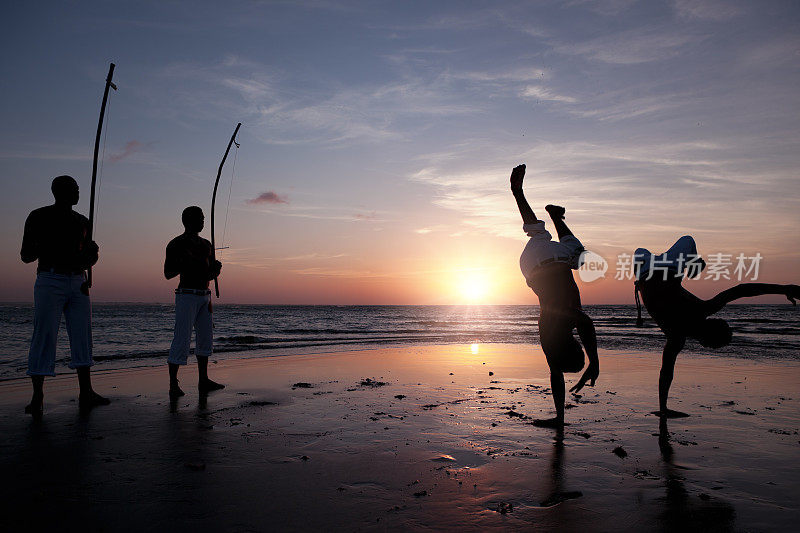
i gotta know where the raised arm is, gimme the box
[703,283,800,316]
[510,164,538,225]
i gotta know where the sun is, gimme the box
[457,271,491,303]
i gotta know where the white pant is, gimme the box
[168,293,213,365]
[28,272,92,376]
[520,221,585,283]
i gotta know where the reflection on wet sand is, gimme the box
[657,418,735,532]
[539,428,583,508]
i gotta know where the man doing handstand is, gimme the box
[511,164,600,428]
[634,235,799,418]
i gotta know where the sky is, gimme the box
[2,0,798,304]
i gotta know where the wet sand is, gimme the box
[0,344,798,531]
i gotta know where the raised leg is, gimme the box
[545,205,573,239]
[704,283,799,316]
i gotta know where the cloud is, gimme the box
[673,0,743,21]
[247,191,289,205]
[109,140,147,163]
[564,0,638,16]
[519,85,576,103]
[558,29,702,64]
[408,137,800,253]
[290,267,390,278]
[354,212,376,221]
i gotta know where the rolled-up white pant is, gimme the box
[168,293,213,365]
[28,272,93,376]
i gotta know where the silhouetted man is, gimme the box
[164,206,224,397]
[634,235,799,418]
[511,164,600,428]
[20,175,110,417]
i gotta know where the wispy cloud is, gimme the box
[290,267,390,278]
[247,191,289,204]
[408,137,800,253]
[278,252,348,261]
[0,146,89,161]
[673,0,744,21]
[564,0,638,16]
[738,35,800,69]
[557,28,702,64]
[519,85,576,103]
[109,140,149,163]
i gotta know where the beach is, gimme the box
[1,343,798,531]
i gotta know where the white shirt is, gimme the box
[633,235,705,281]
[519,221,585,283]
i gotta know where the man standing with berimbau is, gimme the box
[164,206,225,398]
[21,175,110,417]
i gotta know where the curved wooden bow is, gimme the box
[82,62,117,296]
[210,122,241,298]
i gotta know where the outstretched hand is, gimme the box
[569,363,599,394]
[510,164,526,193]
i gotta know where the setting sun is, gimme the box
[456,271,491,303]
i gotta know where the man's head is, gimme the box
[51,175,79,206]
[182,206,204,233]
[695,318,732,348]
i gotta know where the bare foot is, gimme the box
[651,409,689,418]
[532,417,566,428]
[25,393,43,418]
[79,391,110,410]
[198,378,225,393]
[169,383,185,398]
[785,285,799,305]
[545,204,565,220]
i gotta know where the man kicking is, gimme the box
[164,206,225,398]
[634,235,799,418]
[511,164,600,428]
[21,175,110,417]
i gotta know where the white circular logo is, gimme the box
[578,250,608,283]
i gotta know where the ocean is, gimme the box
[0,304,798,379]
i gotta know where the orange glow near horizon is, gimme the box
[455,270,492,304]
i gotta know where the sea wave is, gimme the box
[0,303,797,378]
